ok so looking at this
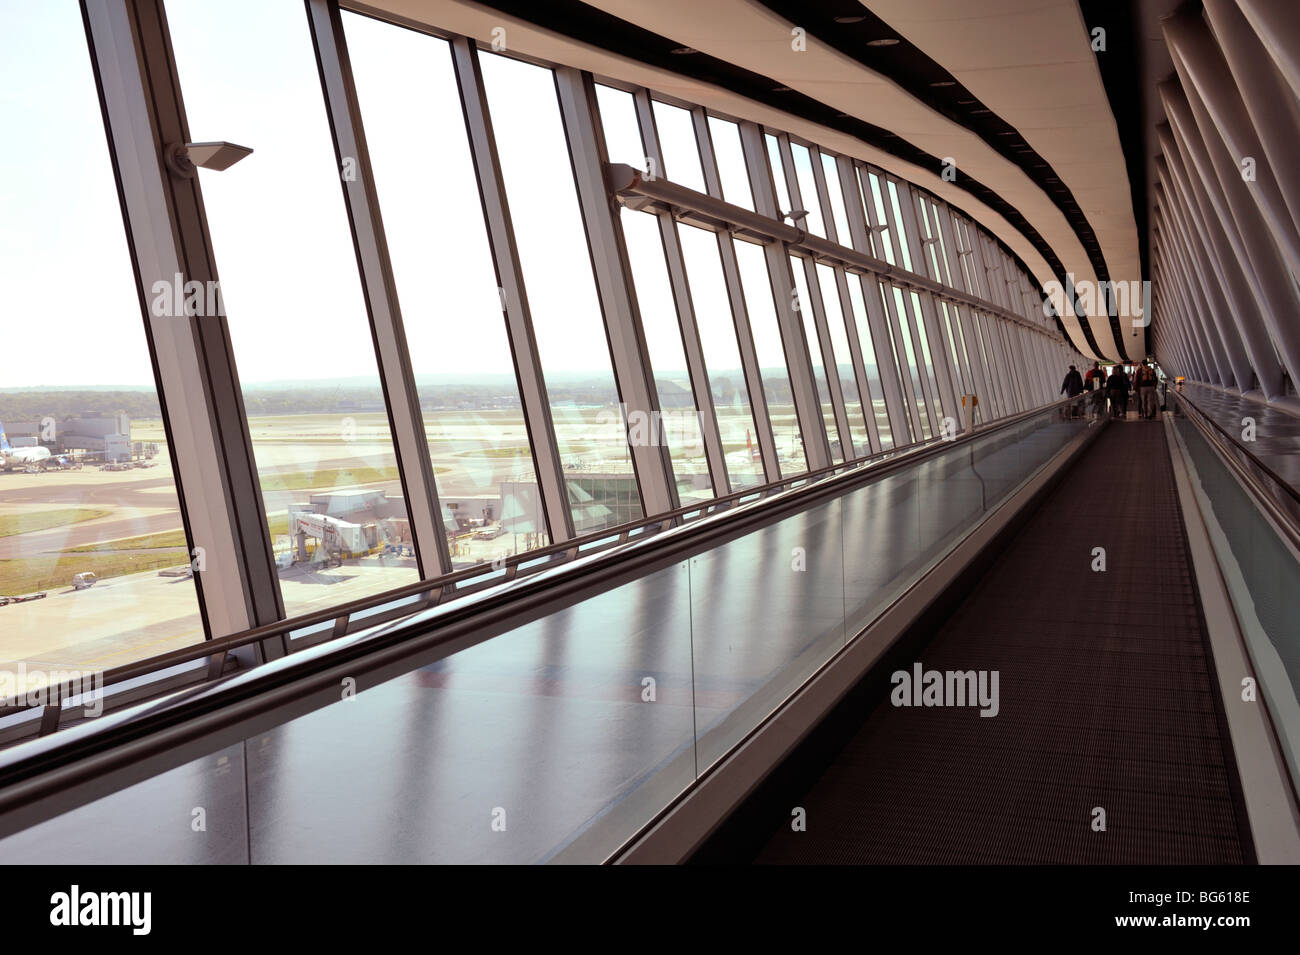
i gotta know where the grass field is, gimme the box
[0,549,189,596]
[258,465,400,492]
[0,508,111,539]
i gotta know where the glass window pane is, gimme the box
[940,302,969,396]
[891,286,932,438]
[865,171,895,266]
[815,265,870,457]
[820,153,852,245]
[345,14,548,565]
[0,0,204,687]
[765,133,792,215]
[878,280,915,444]
[477,51,643,534]
[910,291,945,425]
[846,277,893,449]
[677,226,766,490]
[734,239,806,473]
[789,143,825,238]
[886,179,914,272]
[619,210,713,503]
[789,258,841,461]
[652,100,705,193]
[707,116,753,211]
[167,0,418,614]
[595,84,645,170]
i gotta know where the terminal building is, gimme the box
[0,0,1298,872]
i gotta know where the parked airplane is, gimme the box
[0,423,51,470]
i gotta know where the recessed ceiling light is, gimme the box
[773,86,793,92]
[971,108,991,114]
[957,99,977,105]
[997,131,1017,136]
[669,46,697,55]
[834,15,867,24]
[866,37,900,46]
[929,80,956,87]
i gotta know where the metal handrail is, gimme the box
[1,395,1085,726]
[1171,390,1300,553]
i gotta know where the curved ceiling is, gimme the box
[361,0,1144,360]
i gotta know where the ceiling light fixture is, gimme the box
[929,80,956,87]
[834,15,866,24]
[866,37,900,47]
[669,46,697,55]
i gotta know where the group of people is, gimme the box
[1060,361,1161,420]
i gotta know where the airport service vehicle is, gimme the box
[0,592,48,607]
[474,525,505,540]
[0,423,51,471]
[72,572,98,590]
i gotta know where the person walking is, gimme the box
[1084,361,1106,419]
[1135,361,1159,419]
[1060,364,1084,418]
[1106,365,1130,419]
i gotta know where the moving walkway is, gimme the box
[0,391,1296,864]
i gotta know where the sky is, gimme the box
[0,0,828,392]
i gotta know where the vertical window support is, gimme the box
[831,268,882,453]
[84,0,286,657]
[738,121,832,470]
[553,68,676,515]
[693,110,782,482]
[306,0,451,577]
[634,93,731,495]
[449,37,574,542]
[836,157,911,441]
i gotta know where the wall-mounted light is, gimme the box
[164,141,253,179]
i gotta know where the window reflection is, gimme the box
[765,133,792,215]
[816,265,870,457]
[0,0,203,690]
[677,226,766,489]
[820,153,852,244]
[707,117,753,211]
[734,239,807,473]
[478,51,644,534]
[789,143,825,238]
[619,209,714,503]
[345,13,549,567]
[652,101,705,192]
[846,277,894,449]
[168,0,418,614]
[788,257,841,461]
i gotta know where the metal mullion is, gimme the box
[779,143,852,457]
[882,283,928,438]
[739,121,831,470]
[838,158,910,440]
[935,202,969,297]
[554,68,677,516]
[795,254,855,458]
[898,289,941,431]
[832,267,882,453]
[85,0,286,656]
[693,108,780,481]
[449,38,573,542]
[1156,199,1233,386]
[1153,234,1218,385]
[807,144,842,246]
[307,0,450,577]
[975,312,1008,418]
[999,321,1028,410]
[636,95,730,495]
[1158,163,1250,388]
[914,289,960,427]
